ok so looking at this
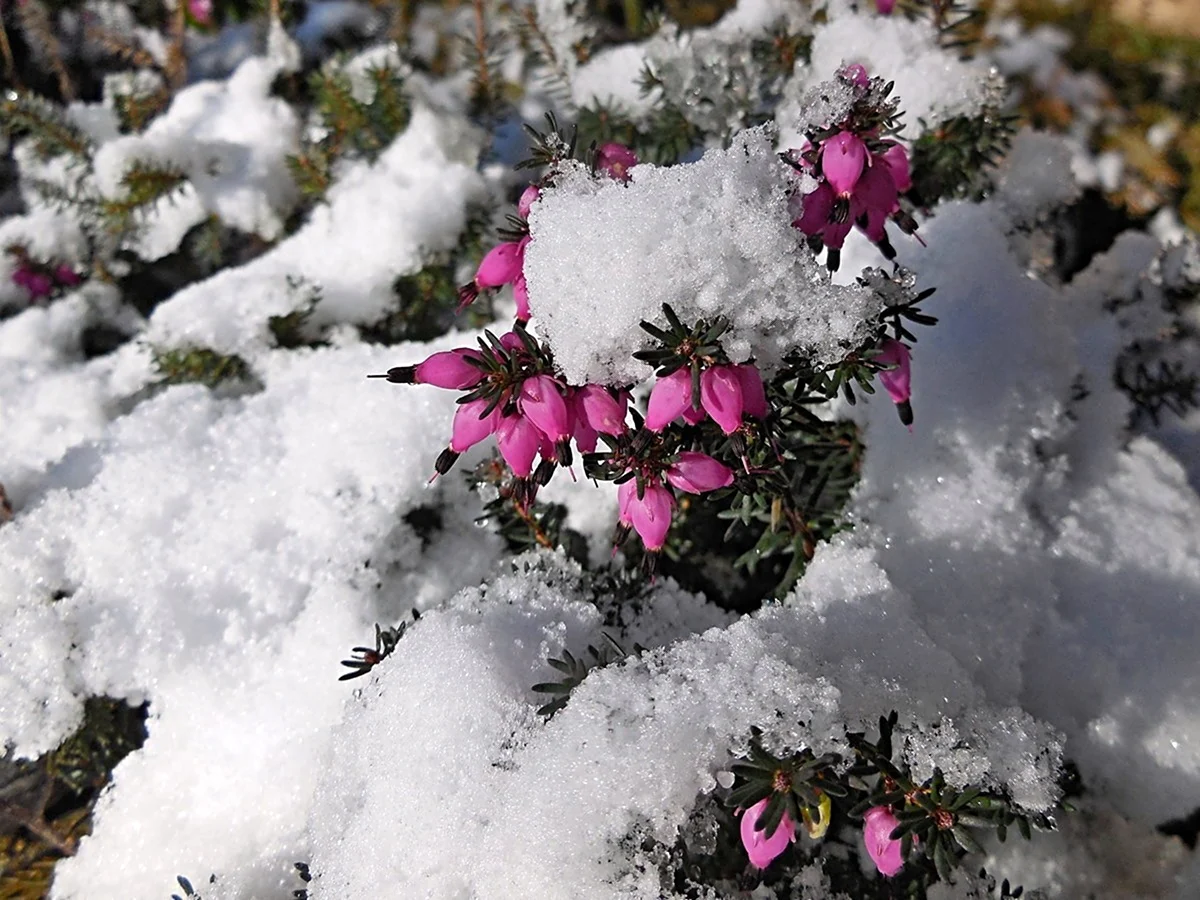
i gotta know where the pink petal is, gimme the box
[519,375,571,441]
[875,339,912,405]
[793,182,834,237]
[821,132,868,196]
[617,478,637,526]
[734,364,767,419]
[666,451,734,494]
[740,798,796,870]
[629,481,673,550]
[876,0,897,13]
[474,242,524,289]
[879,144,912,194]
[595,143,638,182]
[863,806,906,877]
[496,413,541,477]
[700,366,745,434]
[855,160,899,217]
[450,398,501,452]
[577,384,628,436]
[415,350,485,389]
[645,369,694,432]
[518,185,540,219]
[513,274,530,321]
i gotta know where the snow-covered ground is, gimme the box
[2,1,1199,898]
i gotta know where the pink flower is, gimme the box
[595,143,638,182]
[733,364,768,419]
[626,480,673,550]
[382,349,484,388]
[450,398,501,453]
[460,237,531,319]
[665,452,733,494]
[575,384,628,436]
[53,264,81,286]
[879,143,912,194]
[840,63,869,87]
[12,265,54,300]
[519,375,572,442]
[876,0,897,14]
[518,185,541,219]
[496,413,542,477]
[188,0,213,25]
[821,132,869,196]
[646,368,694,432]
[874,339,911,405]
[700,366,745,434]
[739,798,795,870]
[863,806,906,877]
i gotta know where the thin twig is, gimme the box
[471,0,492,109]
[165,0,187,90]
[0,13,18,88]
[16,0,74,101]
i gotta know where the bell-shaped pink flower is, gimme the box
[496,413,542,477]
[876,0,897,14]
[875,339,911,405]
[576,384,627,436]
[821,132,868,196]
[572,412,598,454]
[617,478,637,526]
[519,375,571,441]
[450,398,501,453]
[518,184,541,219]
[646,368,694,432]
[188,0,213,24]
[740,798,796,870]
[734,364,768,419]
[840,63,869,87]
[416,350,484,389]
[595,143,638,182]
[666,452,734,494]
[700,366,745,434]
[879,144,912,194]
[627,480,673,550]
[512,274,530,320]
[475,241,524,289]
[863,806,906,877]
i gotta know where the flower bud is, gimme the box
[595,143,638,182]
[576,384,627,436]
[645,368,694,432]
[739,798,795,870]
[518,185,540,219]
[875,339,912,406]
[628,480,673,551]
[700,366,745,434]
[474,241,525,290]
[666,452,734,494]
[821,132,868,196]
[863,806,906,877]
[519,375,571,442]
[734,364,768,419]
[450,399,501,453]
[496,413,541,477]
[414,350,484,389]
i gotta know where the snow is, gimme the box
[524,127,879,386]
[2,2,1199,898]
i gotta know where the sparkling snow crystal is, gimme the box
[523,127,879,386]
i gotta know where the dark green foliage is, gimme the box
[339,613,419,681]
[0,92,93,162]
[151,346,255,388]
[287,63,411,204]
[45,697,148,797]
[531,632,630,717]
[910,109,1018,205]
[1116,357,1199,427]
[269,277,325,349]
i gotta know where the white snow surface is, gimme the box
[0,8,1198,900]
[524,127,880,386]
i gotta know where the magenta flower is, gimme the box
[187,0,213,25]
[665,452,734,494]
[879,144,912,194]
[53,264,81,287]
[575,384,628,436]
[449,398,501,453]
[739,798,796,870]
[646,368,694,432]
[496,413,542,477]
[595,143,638,182]
[380,349,484,389]
[840,63,869,88]
[625,479,674,550]
[700,366,745,434]
[459,236,531,320]
[821,132,869,196]
[733,364,768,419]
[519,375,572,442]
[518,184,540,219]
[863,806,906,877]
[12,265,55,301]
[876,0,897,14]
[875,339,911,405]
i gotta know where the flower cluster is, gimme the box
[10,258,81,302]
[787,68,918,272]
